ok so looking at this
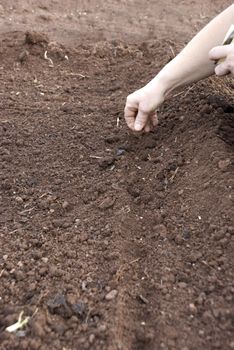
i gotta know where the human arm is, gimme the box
[124,4,234,132]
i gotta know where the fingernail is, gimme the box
[134,123,142,131]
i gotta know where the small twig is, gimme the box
[170,167,179,182]
[137,294,149,304]
[8,229,19,234]
[19,207,34,215]
[44,51,54,67]
[89,155,103,159]
[169,45,176,58]
[115,258,141,282]
[116,116,120,128]
[173,83,197,99]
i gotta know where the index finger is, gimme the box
[124,106,137,131]
[209,45,232,61]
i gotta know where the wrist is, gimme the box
[146,69,175,98]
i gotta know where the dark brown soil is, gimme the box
[0,1,234,350]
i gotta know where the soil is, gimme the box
[0,1,234,350]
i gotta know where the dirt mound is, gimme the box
[0,28,233,350]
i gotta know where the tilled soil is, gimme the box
[0,1,234,350]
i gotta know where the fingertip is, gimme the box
[144,125,151,133]
[134,122,143,131]
[209,47,216,59]
[150,113,158,127]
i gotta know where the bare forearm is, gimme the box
[149,4,234,94]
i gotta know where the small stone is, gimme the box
[39,267,48,276]
[18,50,29,63]
[42,257,48,263]
[197,293,206,305]
[62,201,69,209]
[202,310,213,322]
[154,224,167,238]
[98,196,115,210]
[89,334,95,344]
[189,252,202,263]
[15,196,24,203]
[72,301,86,319]
[25,31,49,45]
[189,303,197,314]
[79,232,89,242]
[116,148,125,156]
[98,157,115,169]
[50,266,63,277]
[175,234,183,245]
[178,282,187,289]
[183,229,190,240]
[98,324,107,332]
[14,271,24,281]
[105,289,118,301]
[218,159,231,171]
[153,211,163,225]
[229,341,234,349]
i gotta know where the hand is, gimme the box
[124,84,165,132]
[209,44,234,76]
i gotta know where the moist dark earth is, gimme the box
[0,1,234,350]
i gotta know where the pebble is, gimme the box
[15,196,24,203]
[14,270,25,281]
[197,292,206,305]
[105,289,118,301]
[218,159,231,171]
[50,266,63,277]
[178,282,187,289]
[98,324,107,332]
[175,234,183,245]
[116,148,125,156]
[98,196,115,210]
[153,211,163,225]
[189,303,197,314]
[154,224,167,238]
[189,252,202,263]
[89,334,95,344]
[62,201,69,209]
[18,50,29,63]
[202,310,213,322]
[98,157,115,169]
[39,267,48,276]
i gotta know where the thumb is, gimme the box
[134,109,149,131]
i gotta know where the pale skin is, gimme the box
[124,4,234,133]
